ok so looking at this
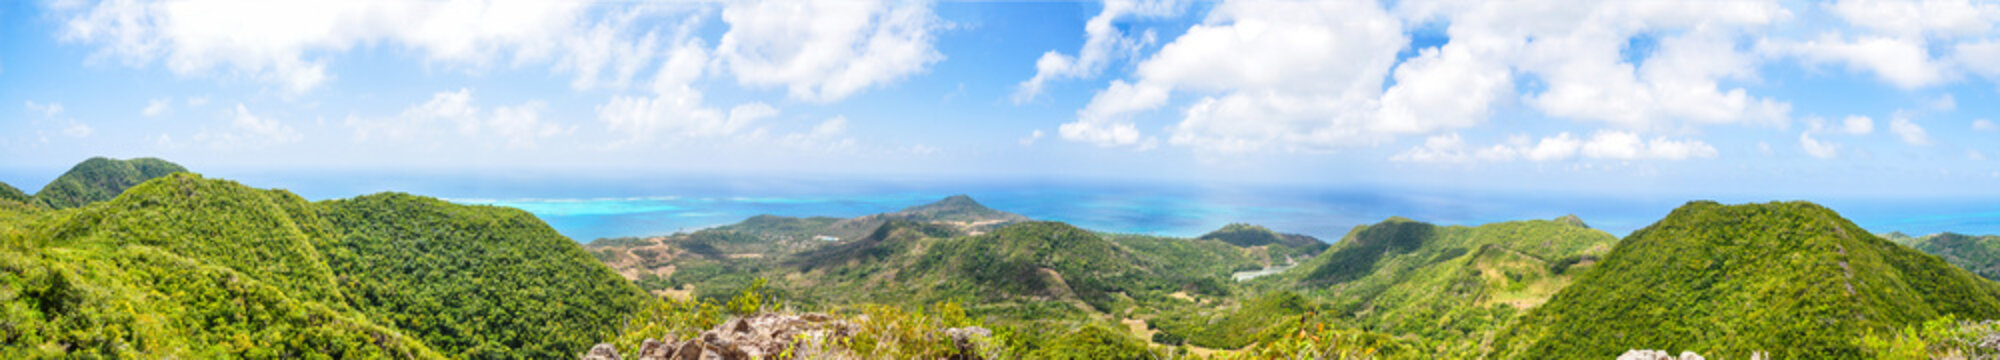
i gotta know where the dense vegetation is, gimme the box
[15,156,2000,359]
[1197,223,1329,261]
[30,157,186,209]
[1890,232,2000,280]
[317,193,650,358]
[1149,216,1616,356]
[0,181,30,205]
[1494,201,2000,359]
[0,162,655,359]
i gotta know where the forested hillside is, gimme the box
[30,157,186,209]
[1150,216,1616,356]
[1891,232,2000,280]
[1493,201,2000,359]
[0,164,652,358]
[0,181,29,205]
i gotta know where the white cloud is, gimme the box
[1019,129,1045,146]
[56,0,629,93]
[1394,131,1714,163]
[1828,0,1999,38]
[1971,149,1988,161]
[197,104,300,147]
[143,98,170,117]
[1842,115,1875,135]
[1975,118,1998,131]
[1079,0,1407,152]
[715,0,945,102]
[1889,115,1931,145]
[597,36,775,145]
[1959,40,2000,78]
[1064,80,1166,147]
[1787,35,1949,89]
[1800,131,1840,159]
[24,101,63,117]
[346,88,568,148]
[1068,0,1795,153]
[1013,0,1182,102]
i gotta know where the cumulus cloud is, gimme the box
[1800,131,1840,159]
[597,36,776,145]
[1393,131,1715,163]
[1013,0,1182,102]
[57,0,606,93]
[1786,35,1950,89]
[1064,0,1405,151]
[143,98,170,117]
[1064,0,1793,154]
[346,88,568,148]
[1890,115,1931,146]
[1975,118,1999,131]
[715,0,946,102]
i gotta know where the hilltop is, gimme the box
[0,165,651,358]
[1196,223,1329,260]
[1493,201,2000,359]
[31,156,187,209]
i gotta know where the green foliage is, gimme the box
[32,157,187,209]
[317,192,650,359]
[1857,316,2000,359]
[1901,232,2000,280]
[910,221,1152,312]
[1198,223,1329,256]
[1151,291,1314,348]
[727,278,769,315]
[0,181,30,205]
[1031,323,1158,360]
[1494,201,2000,359]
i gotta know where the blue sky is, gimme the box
[3,0,2000,199]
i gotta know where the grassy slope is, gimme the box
[32,157,187,209]
[1493,201,2000,359]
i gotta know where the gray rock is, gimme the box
[581,343,621,360]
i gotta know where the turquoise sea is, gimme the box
[8,170,1994,243]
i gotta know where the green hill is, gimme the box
[1,173,439,358]
[0,181,29,205]
[1,171,652,358]
[317,193,650,358]
[1894,232,2000,280]
[1197,223,1329,260]
[1493,201,2000,359]
[32,157,188,209]
[1154,216,1615,353]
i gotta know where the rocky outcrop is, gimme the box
[1616,349,1769,360]
[582,312,992,360]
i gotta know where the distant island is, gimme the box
[5,157,2000,359]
